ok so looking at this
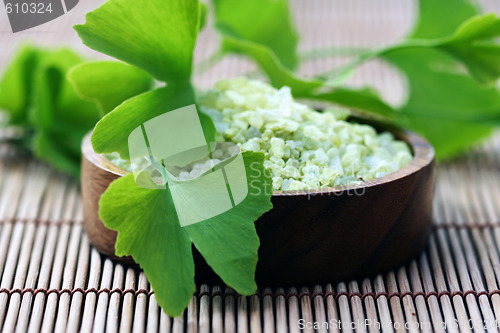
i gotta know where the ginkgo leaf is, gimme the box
[384,48,500,159]
[31,49,100,175]
[213,0,299,70]
[0,45,44,126]
[445,12,500,42]
[438,14,500,85]
[184,152,273,295]
[310,87,399,120]
[99,173,195,316]
[0,46,101,177]
[98,151,273,316]
[381,4,500,158]
[91,85,216,160]
[68,61,154,116]
[211,0,319,96]
[410,0,477,39]
[219,35,322,97]
[74,0,202,83]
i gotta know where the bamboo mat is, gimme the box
[2,1,500,332]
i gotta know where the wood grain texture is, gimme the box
[81,130,435,286]
[81,139,131,264]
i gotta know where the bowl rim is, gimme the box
[82,128,434,197]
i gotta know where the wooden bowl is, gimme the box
[82,130,434,286]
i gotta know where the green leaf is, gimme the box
[410,0,478,39]
[74,0,201,83]
[99,151,273,315]
[198,2,208,31]
[30,48,100,177]
[91,85,215,159]
[438,14,500,85]
[68,61,154,117]
[220,36,321,97]
[310,0,472,83]
[320,13,500,87]
[448,13,500,42]
[211,0,315,96]
[0,45,44,126]
[99,173,195,316]
[185,151,273,294]
[384,7,500,157]
[0,45,100,176]
[309,87,398,120]
[213,0,299,70]
[384,48,500,159]
[32,131,82,177]
[441,42,500,85]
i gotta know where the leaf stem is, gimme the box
[318,39,440,84]
[299,46,370,61]
[194,46,374,76]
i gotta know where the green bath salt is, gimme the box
[198,78,412,191]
